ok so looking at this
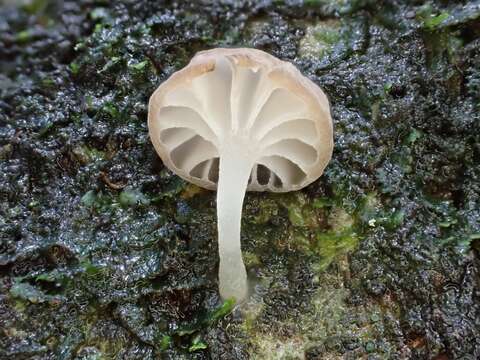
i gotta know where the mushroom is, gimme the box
[148,48,333,302]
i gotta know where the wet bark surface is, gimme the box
[0,0,479,359]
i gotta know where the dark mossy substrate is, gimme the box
[1,0,479,359]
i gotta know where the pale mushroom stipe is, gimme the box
[148,48,333,302]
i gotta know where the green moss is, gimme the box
[252,198,279,224]
[70,62,80,75]
[416,4,449,30]
[299,20,341,58]
[119,188,149,207]
[189,335,208,352]
[249,335,305,360]
[80,191,120,212]
[0,143,13,160]
[41,77,54,87]
[288,203,306,227]
[94,23,104,33]
[438,218,458,228]
[21,0,49,15]
[314,230,359,271]
[426,13,449,29]
[98,56,121,74]
[208,298,236,322]
[383,82,393,94]
[239,270,399,359]
[35,269,69,286]
[16,30,32,43]
[383,210,405,230]
[242,251,261,268]
[272,191,361,270]
[279,193,320,228]
[312,197,333,209]
[314,27,341,45]
[80,260,104,277]
[171,298,237,343]
[406,128,422,144]
[129,60,149,71]
[101,102,120,118]
[159,335,171,351]
[415,5,464,71]
[73,145,105,164]
[329,207,354,232]
[81,190,97,207]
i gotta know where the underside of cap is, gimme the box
[148,47,333,192]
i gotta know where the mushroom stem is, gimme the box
[216,146,253,302]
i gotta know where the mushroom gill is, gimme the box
[148,48,333,302]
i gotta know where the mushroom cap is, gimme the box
[148,47,333,192]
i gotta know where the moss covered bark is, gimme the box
[1,0,479,359]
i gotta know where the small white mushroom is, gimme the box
[148,48,333,302]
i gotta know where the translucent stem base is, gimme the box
[216,144,253,302]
